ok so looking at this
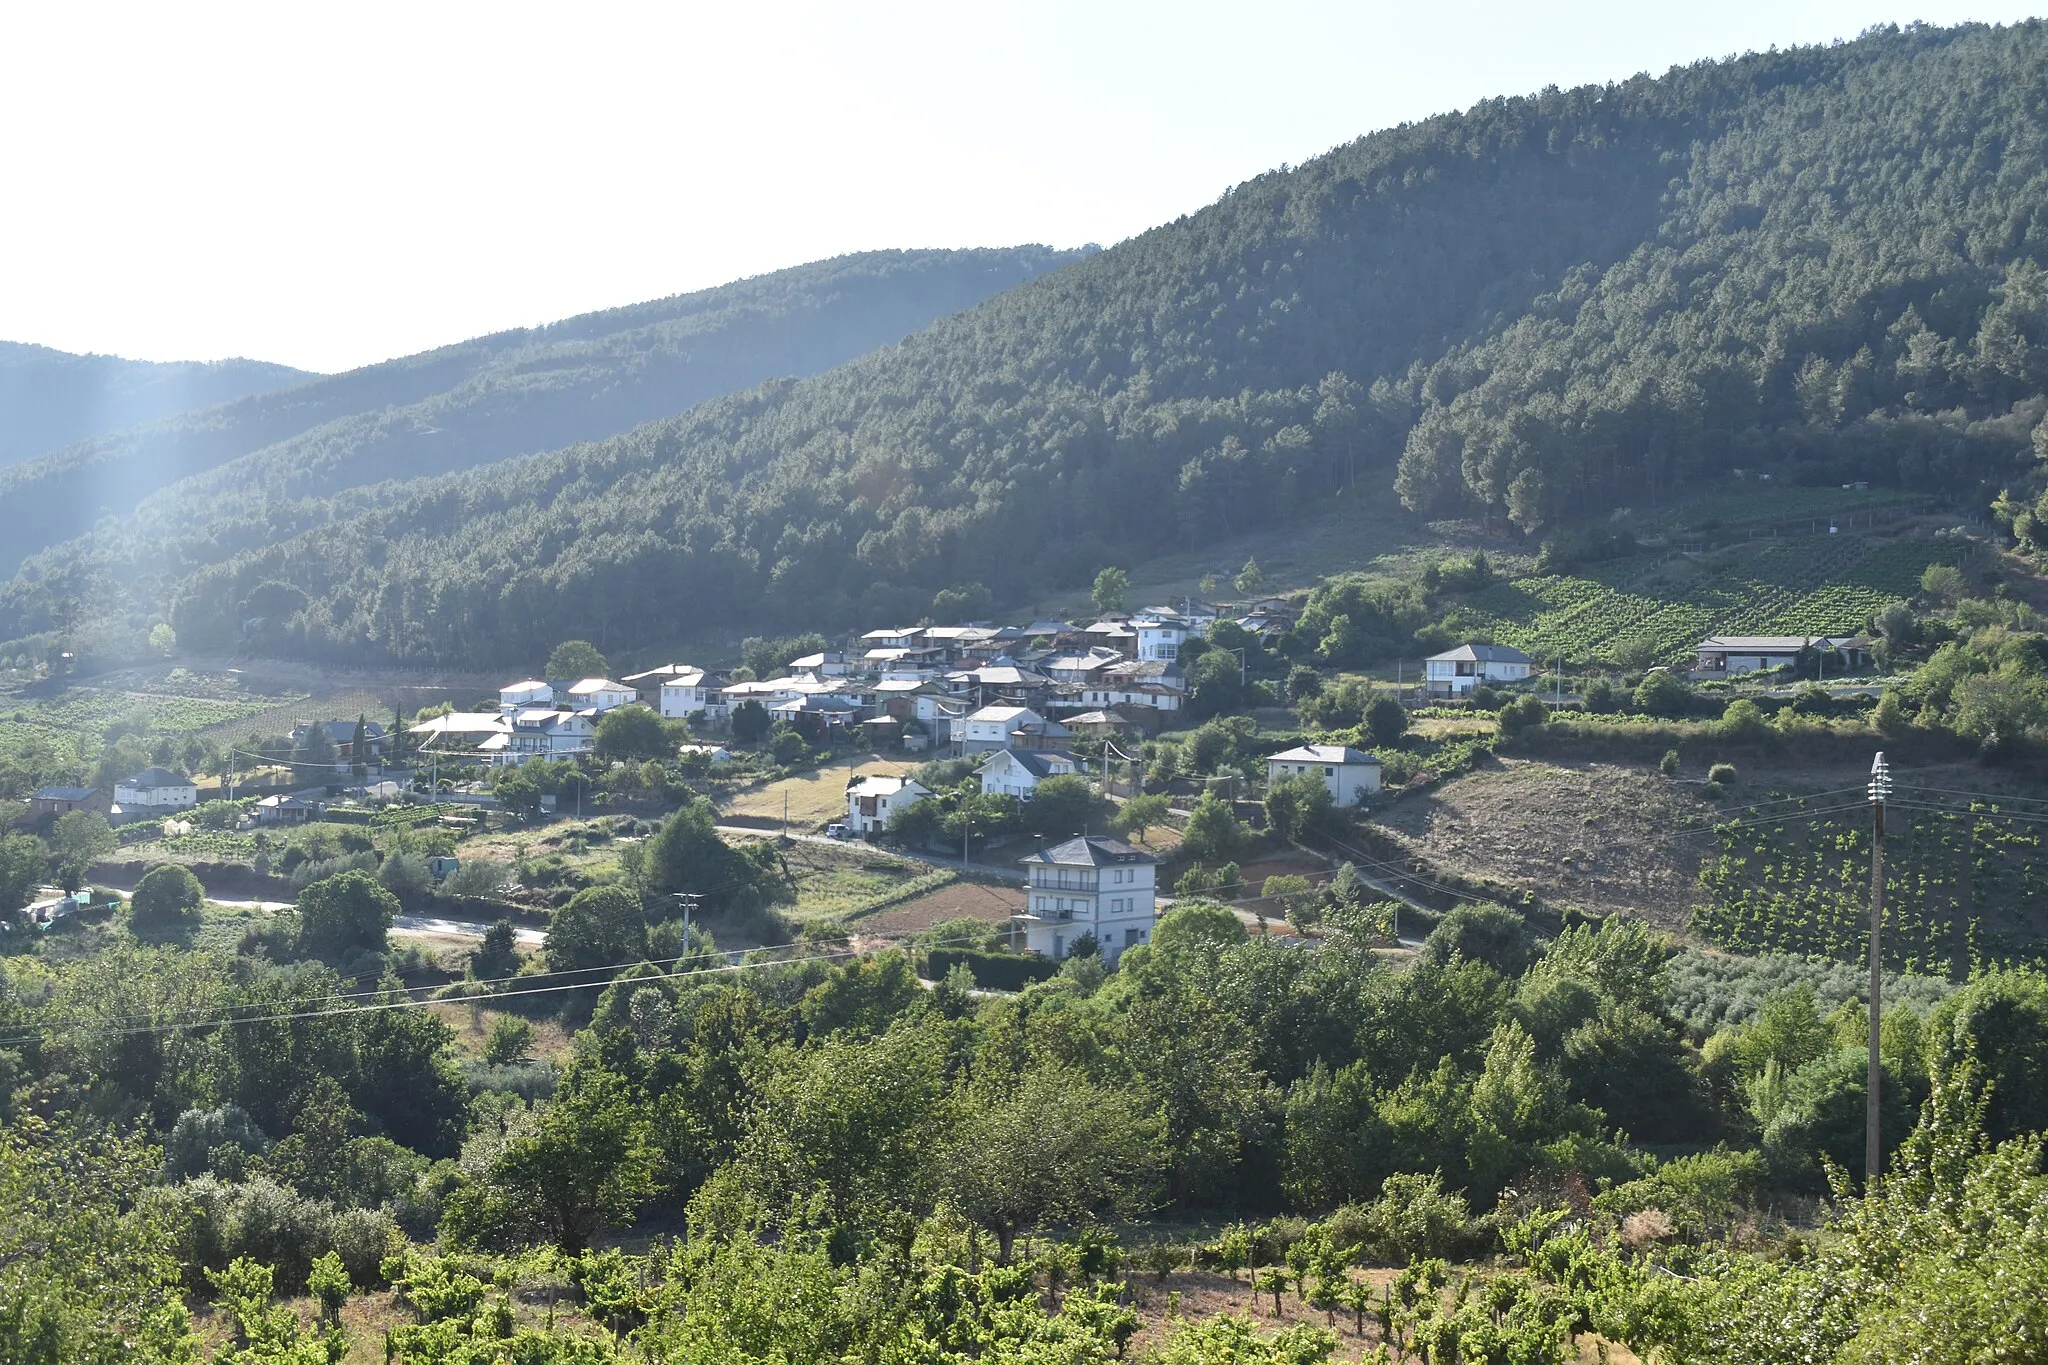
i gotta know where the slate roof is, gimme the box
[122,767,192,789]
[1019,835,1156,867]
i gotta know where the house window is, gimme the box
[1323,767,1334,777]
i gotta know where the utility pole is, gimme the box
[1866,751,1891,1189]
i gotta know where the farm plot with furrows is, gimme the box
[1693,794,2048,976]
[1450,534,1966,664]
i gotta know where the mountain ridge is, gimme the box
[12,21,2048,668]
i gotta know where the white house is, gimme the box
[499,679,553,712]
[510,708,596,758]
[1133,615,1195,662]
[1015,836,1158,964]
[565,678,635,713]
[1691,635,1871,679]
[954,705,1069,753]
[1425,644,1534,697]
[788,651,849,679]
[114,767,198,811]
[845,774,931,836]
[657,668,730,721]
[861,626,925,650]
[1265,744,1382,806]
[410,711,515,757]
[976,747,1083,799]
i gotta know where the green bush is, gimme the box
[130,863,205,926]
[1707,762,1738,784]
[926,948,1058,992]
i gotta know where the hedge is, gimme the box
[927,948,1057,992]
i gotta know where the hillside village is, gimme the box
[15,19,2048,1363]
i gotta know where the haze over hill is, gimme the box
[9,21,2048,670]
[0,342,312,470]
[0,246,1080,612]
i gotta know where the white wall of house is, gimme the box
[567,681,634,713]
[955,707,1049,752]
[1019,860,1155,964]
[1135,623,1186,661]
[1081,686,1181,712]
[1265,755,1382,806]
[114,779,197,809]
[976,750,1078,798]
[500,681,553,711]
[846,778,930,835]
[1424,658,1531,694]
[659,680,729,720]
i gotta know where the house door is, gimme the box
[1052,934,1064,959]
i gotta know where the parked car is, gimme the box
[824,822,851,840]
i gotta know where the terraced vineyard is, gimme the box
[1448,532,1969,664]
[1692,794,2048,976]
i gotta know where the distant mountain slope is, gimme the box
[18,22,2048,669]
[0,247,1081,579]
[0,342,311,469]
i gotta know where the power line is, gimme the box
[3,929,1002,1050]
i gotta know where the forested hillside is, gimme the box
[19,21,2048,668]
[0,247,1078,651]
[0,341,310,469]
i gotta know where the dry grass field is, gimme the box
[721,754,917,829]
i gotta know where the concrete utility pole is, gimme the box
[1867,751,1891,1188]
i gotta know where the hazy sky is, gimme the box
[2,2,2040,374]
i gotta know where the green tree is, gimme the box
[1364,695,1409,747]
[546,640,608,680]
[1091,566,1129,615]
[0,832,43,918]
[291,722,337,784]
[1180,790,1247,865]
[944,1067,1162,1264]
[1632,670,1693,719]
[50,810,115,870]
[1925,969,2048,1142]
[1265,771,1336,842]
[930,582,992,620]
[147,622,177,656]
[465,1071,657,1253]
[1112,792,1171,844]
[1234,559,1265,594]
[594,705,675,761]
[1023,773,1094,838]
[545,885,647,975]
[1423,904,1533,976]
[294,869,397,959]
[129,863,204,926]
[731,699,771,745]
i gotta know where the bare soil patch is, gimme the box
[1370,757,1708,926]
[862,880,1024,934]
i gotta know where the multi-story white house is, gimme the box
[1265,744,1382,806]
[845,774,931,836]
[657,668,730,722]
[1424,644,1534,697]
[976,747,1083,799]
[565,678,635,713]
[114,768,198,811]
[1133,616,1191,662]
[954,705,1069,753]
[510,708,596,758]
[1015,836,1158,963]
[500,679,554,712]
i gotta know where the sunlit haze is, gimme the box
[2,0,2041,373]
